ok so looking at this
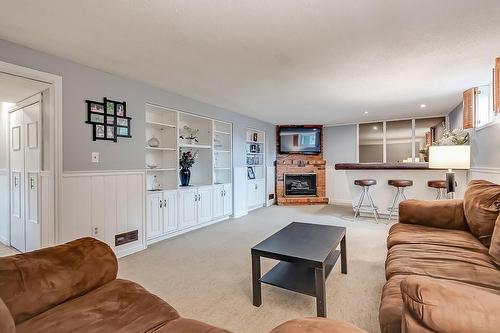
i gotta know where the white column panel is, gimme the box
[233,167,248,218]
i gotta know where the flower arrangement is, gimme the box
[179,150,197,169]
[434,128,470,146]
[179,125,199,143]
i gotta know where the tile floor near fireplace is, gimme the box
[284,173,317,196]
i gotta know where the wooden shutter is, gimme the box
[463,88,476,129]
[494,57,500,116]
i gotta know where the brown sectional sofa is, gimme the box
[379,180,500,333]
[0,237,230,333]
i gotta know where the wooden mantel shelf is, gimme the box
[335,162,431,170]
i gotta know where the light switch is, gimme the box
[92,152,99,163]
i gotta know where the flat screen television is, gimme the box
[279,126,321,154]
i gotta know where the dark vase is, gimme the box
[180,168,191,186]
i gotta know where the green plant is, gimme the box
[179,150,197,169]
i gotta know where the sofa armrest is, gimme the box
[401,276,500,333]
[399,199,469,230]
[270,318,367,333]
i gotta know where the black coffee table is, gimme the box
[251,222,347,317]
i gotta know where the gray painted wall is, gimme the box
[448,103,463,130]
[447,101,500,169]
[0,39,276,171]
[323,125,357,165]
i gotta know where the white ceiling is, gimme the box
[0,72,50,103]
[1,1,500,124]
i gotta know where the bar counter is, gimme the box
[331,163,467,218]
[335,162,432,170]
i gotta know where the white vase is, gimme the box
[147,136,160,147]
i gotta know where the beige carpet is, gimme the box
[119,205,391,333]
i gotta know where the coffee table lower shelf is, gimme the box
[259,250,340,297]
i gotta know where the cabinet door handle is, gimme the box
[163,199,167,207]
[198,194,201,201]
[14,176,18,187]
[255,184,258,190]
[159,199,163,208]
[30,176,35,190]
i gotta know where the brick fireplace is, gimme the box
[276,125,329,205]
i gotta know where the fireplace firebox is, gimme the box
[284,173,317,196]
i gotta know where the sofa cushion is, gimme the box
[16,279,180,333]
[0,297,15,333]
[385,243,500,291]
[387,223,488,254]
[401,276,500,333]
[379,275,406,333]
[489,215,500,267]
[463,180,500,247]
[0,237,117,324]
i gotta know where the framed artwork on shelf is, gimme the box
[247,166,255,179]
[86,97,132,141]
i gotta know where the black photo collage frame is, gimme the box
[85,97,132,142]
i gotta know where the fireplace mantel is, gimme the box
[275,125,329,205]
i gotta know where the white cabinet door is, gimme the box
[255,179,266,205]
[213,185,224,219]
[247,181,256,208]
[163,190,177,233]
[197,186,213,224]
[146,192,163,239]
[178,188,197,229]
[223,183,232,216]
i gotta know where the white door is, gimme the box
[197,186,213,224]
[223,183,233,216]
[146,192,163,240]
[163,190,177,233]
[23,103,41,251]
[178,188,197,229]
[9,109,25,252]
[213,185,224,219]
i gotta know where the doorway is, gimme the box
[0,70,55,252]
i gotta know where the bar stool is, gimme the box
[428,180,446,199]
[354,179,379,223]
[387,179,413,220]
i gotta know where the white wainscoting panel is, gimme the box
[469,167,500,184]
[326,167,352,206]
[266,166,275,206]
[40,171,54,247]
[62,171,145,257]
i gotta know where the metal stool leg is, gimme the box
[354,186,366,221]
[366,189,380,223]
[388,187,408,220]
[436,188,445,200]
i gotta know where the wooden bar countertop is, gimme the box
[335,162,431,170]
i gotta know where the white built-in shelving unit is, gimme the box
[246,129,266,210]
[145,104,233,245]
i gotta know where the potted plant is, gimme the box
[179,125,199,145]
[179,150,197,186]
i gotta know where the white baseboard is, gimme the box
[233,211,248,218]
[116,242,146,258]
[0,235,9,246]
[146,216,230,246]
[330,199,352,206]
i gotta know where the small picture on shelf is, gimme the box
[247,166,255,180]
[247,156,254,165]
[252,133,258,142]
[249,144,257,153]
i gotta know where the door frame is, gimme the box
[0,60,62,248]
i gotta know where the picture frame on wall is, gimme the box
[247,166,255,179]
[86,98,132,142]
